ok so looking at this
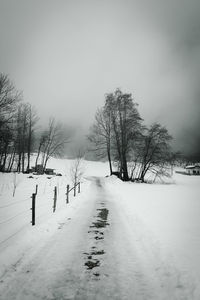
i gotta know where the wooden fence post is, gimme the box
[74,184,76,197]
[31,193,36,226]
[66,184,69,204]
[35,184,38,195]
[78,182,80,193]
[53,186,57,212]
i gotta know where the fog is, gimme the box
[0,0,199,157]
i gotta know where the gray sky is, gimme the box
[0,0,200,156]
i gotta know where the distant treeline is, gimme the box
[1,74,189,180]
[0,73,70,173]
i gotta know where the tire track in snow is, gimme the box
[83,178,110,279]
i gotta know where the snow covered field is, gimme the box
[106,172,200,298]
[0,158,109,276]
[0,159,200,299]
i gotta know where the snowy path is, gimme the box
[0,177,194,300]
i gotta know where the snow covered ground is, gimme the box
[0,158,109,274]
[106,172,200,298]
[0,160,200,299]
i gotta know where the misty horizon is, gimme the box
[0,0,200,158]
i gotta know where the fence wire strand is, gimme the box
[0,223,29,247]
[0,209,30,225]
[0,198,30,209]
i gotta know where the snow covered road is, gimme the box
[0,177,196,299]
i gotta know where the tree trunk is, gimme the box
[22,149,25,173]
[27,122,32,172]
[107,146,112,175]
[7,147,16,172]
[2,147,8,171]
[43,156,49,172]
[35,144,41,170]
[122,154,129,181]
[17,152,21,172]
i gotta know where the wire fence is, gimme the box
[0,179,82,248]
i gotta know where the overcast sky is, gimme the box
[0,0,200,156]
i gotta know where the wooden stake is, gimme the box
[66,184,69,204]
[53,186,57,212]
[31,193,36,226]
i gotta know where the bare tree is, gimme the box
[0,74,39,173]
[0,73,21,129]
[35,132,48,170]
[26,104,38,172]
[15,103,28,173]
[104,89,142,181]
[40,118,71,172]
[70,149,84,188]
[0,124,13,171]
[89,89,142,181]
[136,123,173,182]
[88,107,113,175]
[0,74,21,171]
[5,102,38,173]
